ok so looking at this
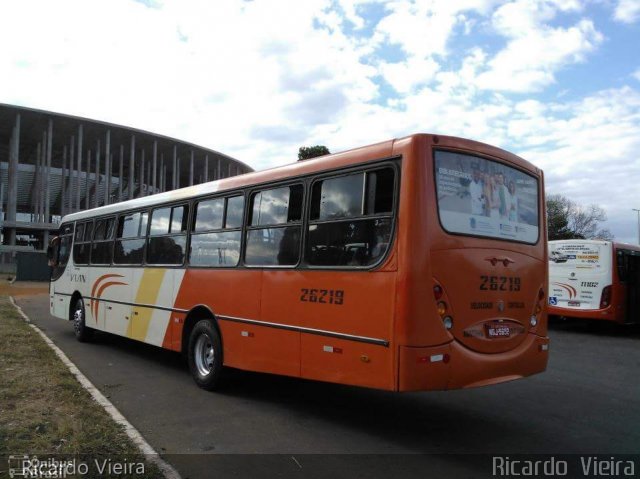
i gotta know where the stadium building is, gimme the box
[0,103,252,274]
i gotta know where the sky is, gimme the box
[1,0,639,243]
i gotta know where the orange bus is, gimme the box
[48,133,549,391]
[548,240,640,324]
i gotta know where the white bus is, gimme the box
[548,240,640,324]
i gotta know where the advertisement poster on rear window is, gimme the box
[549,242,603,269]
[435,151,539,244]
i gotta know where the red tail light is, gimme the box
[600,286,612,309]
[433,285,443,300]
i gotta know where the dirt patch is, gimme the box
[0,281,48,297]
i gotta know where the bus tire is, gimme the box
[72,297,93,342]
[188,319,223,391]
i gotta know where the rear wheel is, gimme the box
[188,320,223,391]
[72,297,93,342]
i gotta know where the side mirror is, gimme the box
[47,237,59,267]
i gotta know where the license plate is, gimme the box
[486,325,511,338]
[568,300,580,307]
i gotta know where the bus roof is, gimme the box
[60,133,539,224]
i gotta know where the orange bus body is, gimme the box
[548,241,640,324]
[51,133,549,391]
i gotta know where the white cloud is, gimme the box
[633,68,640,81]
[1,0,638,241]
[475,0,602,92]
[613,0,640,23]
[373,0,498,59]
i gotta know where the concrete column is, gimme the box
[68,136,74,213]
[163,164,167,192]
[189,150,194,186]
[45,118,52,225]
[61,145,67,216]
[40,132,46,222]
[216,158,221,180]
[94,140,101,208]
[146,158,151,196]
[228,163,232,178]
[172,145,177,189]
[104,130,110,205]
[176,157,181,189]
[152,140,157,194]
[85,149,91,210]
[108,153,113,203]
[119,145,124,201]
[6,114,20,244]
[160,154,164,192]
[33,143,39,222]
[76,125,83,210]
[204,155,209,182]
[139,150,145,198]
[129,135,135,200]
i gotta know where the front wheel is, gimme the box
[72,297,93,342]
[188,320,223,391]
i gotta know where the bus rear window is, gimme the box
[434,150,539,244]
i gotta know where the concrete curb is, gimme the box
[9,296,182,479]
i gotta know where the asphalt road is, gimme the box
[15,292,640,478]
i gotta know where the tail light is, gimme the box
[434,282,453,331]
[600,286,612,309]
[530,287,544,329]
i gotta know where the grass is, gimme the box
[0,296,163,478]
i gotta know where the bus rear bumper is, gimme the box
[398,333,549,391]
[548,305,621,323]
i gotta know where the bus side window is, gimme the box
[306,168,395,267]
[91,217,115,265]
[190,195,243,267]
[51,224,74,280]
[617,250,631,282]
[147,205,189,265]
[114,212,146,265]
[73,221,92,265]
[245,185,303,266]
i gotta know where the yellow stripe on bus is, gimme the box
[127,269,167,341]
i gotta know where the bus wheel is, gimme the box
[72,297,93,342]
[188,320,223,391]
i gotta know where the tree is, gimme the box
[546,194,613,241]
[298,145,330,161]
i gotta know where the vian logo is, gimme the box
[69,273,86,283]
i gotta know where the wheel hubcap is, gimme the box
[74,305,83,334]
[194,334,214,377]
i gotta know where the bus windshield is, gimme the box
[434,150,539,244]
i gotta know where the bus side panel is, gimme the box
[301,335,394,390]
[88,266,132,336]
[392,136,451,348]
[259,269,396,390]
[172,269,262,362]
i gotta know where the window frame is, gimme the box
[90,216,116,266]
[146,202,190,267]
[303,164,399,270]
[244,182,305,269]
[112,209,150,266]
[72,219,93,265]
[63,156,399,272]
[189,193,246,269]
[432,148,542,246]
